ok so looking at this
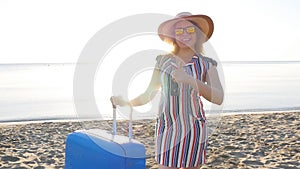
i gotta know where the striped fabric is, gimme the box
[155,54,211,168]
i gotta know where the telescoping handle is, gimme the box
[110,97,133,140]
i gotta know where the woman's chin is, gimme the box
[178,43,193,49]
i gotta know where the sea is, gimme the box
[0,61,300,122]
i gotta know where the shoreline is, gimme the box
[1,108,300,126]
[1,111,299,168]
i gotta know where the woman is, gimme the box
[111,12,224,169]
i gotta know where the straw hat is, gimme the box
[158,12,214,43]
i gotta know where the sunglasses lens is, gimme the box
[175,26,195,35]
[175,29,183,35]
[186,27,195,34]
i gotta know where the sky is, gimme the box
[0,0,300,63]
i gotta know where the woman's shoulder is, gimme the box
[156,53,173,62]
[198,54,218,67]
[156,53,173,59]
[155,53,173,69]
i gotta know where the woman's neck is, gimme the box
[176,48,195,63]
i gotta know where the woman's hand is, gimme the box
[110,96,130,107]
[171,68,190,83]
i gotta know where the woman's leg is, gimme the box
[158,164,201,169]
[158,164,178,169]
[180,166,200,169]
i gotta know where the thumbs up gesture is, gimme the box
[171,68,189,83]
[171,59,190,83]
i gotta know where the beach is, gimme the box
[0,111,299,169]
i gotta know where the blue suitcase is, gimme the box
[65,106,146,169]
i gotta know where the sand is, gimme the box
[0,111,299,169]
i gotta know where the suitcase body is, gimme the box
[65,104,146,169]
[65,129,146,169]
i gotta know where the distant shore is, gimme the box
[2,108,300,124]
[0,111,299,169]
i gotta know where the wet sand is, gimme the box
[0,111,299,169]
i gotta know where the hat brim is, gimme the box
[158,15,214,43]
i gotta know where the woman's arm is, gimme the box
[111,68,161,107]
[129,68,161,106]
[200,66,224,105]
[172,66,224,105]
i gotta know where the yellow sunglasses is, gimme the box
[174,26,196,35]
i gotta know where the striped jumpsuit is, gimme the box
[155,54,212,168]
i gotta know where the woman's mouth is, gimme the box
[180,37,191,42]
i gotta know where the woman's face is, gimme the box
[174,20,197,49]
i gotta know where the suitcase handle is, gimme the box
[110,97,133,140]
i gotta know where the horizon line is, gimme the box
[0,60,300,65]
